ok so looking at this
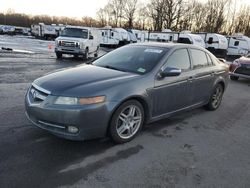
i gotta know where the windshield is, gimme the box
[93,46,168,74]
[60,28,88,38]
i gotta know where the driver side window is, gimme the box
[163,49,191,71]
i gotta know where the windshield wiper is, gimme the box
[102,65,127,72]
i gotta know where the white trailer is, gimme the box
[55,26,101,60]
[177,31,206,48]
[130,29,149,42]
[101,26,136,47]
[227,33,250,57]
[195,33,228,58]
[31,23,57,40]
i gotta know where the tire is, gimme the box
[205,84,224,111]
[109,100,144,144]
[94,46,99,58]
[56,52,62,59]
[83,48,89,60]
[230,75,239,81]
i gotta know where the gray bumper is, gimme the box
[229,72,250,79]
[55,46,85,55]
[25,93,117,141]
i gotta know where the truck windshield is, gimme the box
[60,28,88,38]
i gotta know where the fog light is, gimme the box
[67,126,79,133]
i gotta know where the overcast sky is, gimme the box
[0,0,249,18]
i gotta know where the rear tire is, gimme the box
[56,52,62,59]
[109,100,144,144]
[205,84,224,111]
[230,75,239,81]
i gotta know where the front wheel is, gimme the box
[56,52,62,59]
[205,84,224,111]
[83,48,89,60]
[109,100,144,144]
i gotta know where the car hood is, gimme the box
[34,65,139,96]
[238,57,250,64]
[56,36,87,42]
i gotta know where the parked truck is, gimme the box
[55,26,101,60]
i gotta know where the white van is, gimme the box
[55,26,101,60]
[227,33,250,57]
[196,33,228,58]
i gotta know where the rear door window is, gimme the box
[190,49,209,69]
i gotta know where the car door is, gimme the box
[190,49,216,104]
[150,48,196,118]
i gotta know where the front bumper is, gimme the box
[55,46,85,55]
[25,87,117,141]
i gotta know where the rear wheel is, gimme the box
[109,100,144,144]
[205,84,224,111]
[230,75,239,81]
[56,52,62,59]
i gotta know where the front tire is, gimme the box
[205,84,224,111]
[83,48,89,60]
[56,52,62,59]
[109,100,144,144]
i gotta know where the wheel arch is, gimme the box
[106,96,150,136]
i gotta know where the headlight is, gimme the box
[54,96,105,105]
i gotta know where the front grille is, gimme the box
[60,41,78,48]
[235,64,250,76]
[29,86,49,104]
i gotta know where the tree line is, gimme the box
[1,0,250,36]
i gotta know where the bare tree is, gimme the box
[123,0,138,28]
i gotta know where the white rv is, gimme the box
[177,31,206,48]
[101,27,136,47]
[55,26,101,60]
[227,34,250,57]
[31,23,57,40]
[130,29,149,42]
[195,33,228,58]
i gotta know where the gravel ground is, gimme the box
[0,35,250,188]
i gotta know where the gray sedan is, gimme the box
[25,43,229,143]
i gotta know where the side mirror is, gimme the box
[89,35,94,40]
[158,67,181,78]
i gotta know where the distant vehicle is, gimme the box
[101,26,136,47]
[129,29,148,42]
[227,33,250,57]
[177,31,206,48]
[0,25,15,35]
[25,43,229,143]
[229,54,250,80]
[55,26,101,60]
[31,23,57,40]
[195,33,228,58]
